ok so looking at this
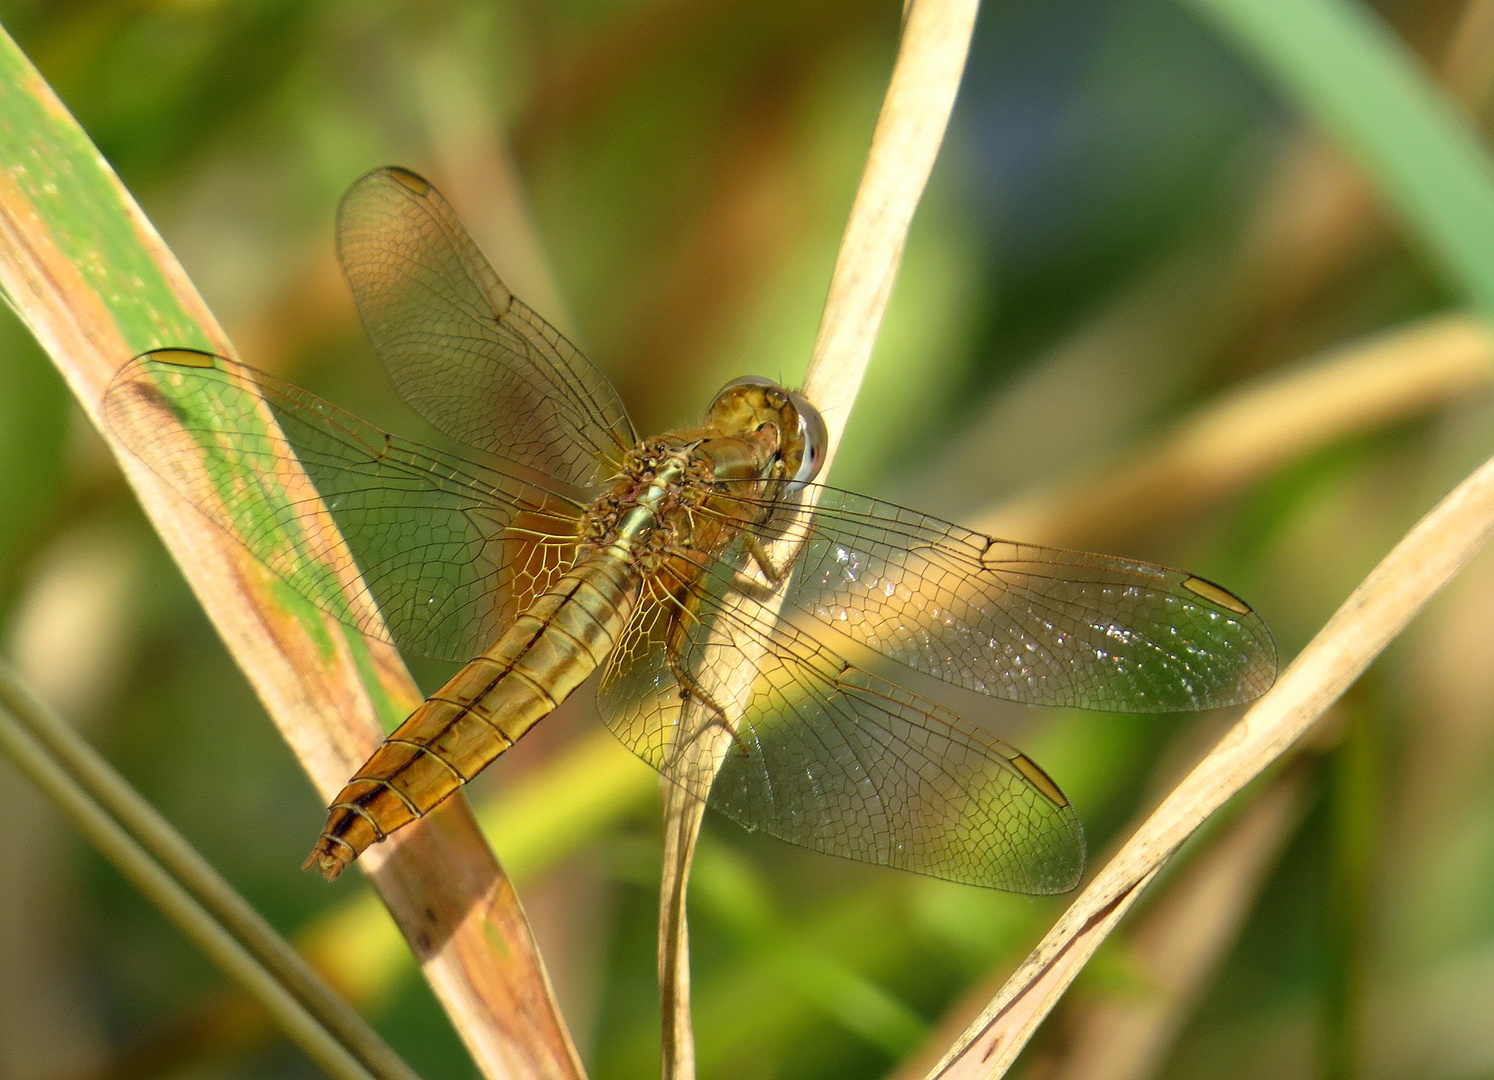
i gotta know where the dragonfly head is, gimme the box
[707,377,827,492]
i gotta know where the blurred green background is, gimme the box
[3,1,1494,1079]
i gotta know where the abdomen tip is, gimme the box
[303,837,353,881]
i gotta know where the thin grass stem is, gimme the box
[982,313,1494,548]
[0,690,380,1080]
[653,1,980,1075]
[0,659,424,1080]
[1025,766,1312,1080]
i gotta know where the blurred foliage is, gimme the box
[3,1,1494,1079]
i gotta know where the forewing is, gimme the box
[337,166,638,487]
[598,567,1084,893]
[104,350,583,663]
[725,486,1276,713]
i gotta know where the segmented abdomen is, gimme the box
[305,553,639,879]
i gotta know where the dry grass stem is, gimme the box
[891,752,1316,1080]
[928,447,1494,1078]
[982,313,1494,548]
[0,41,579,1080]
[1035,767,1311,1080]
[654,0,979,1075]
[800,0,980,475]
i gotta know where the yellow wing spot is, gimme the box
[1008,752,1069,808]
[389,167,431,195]
[1182,576,1252,615]
[151,348,218,369]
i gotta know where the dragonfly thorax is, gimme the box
[579,438,715,561]
[578,422,787,577]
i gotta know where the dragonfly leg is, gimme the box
[725,571,776,603]
[743,533,789,586]
[663,605,753,760]
[724,533,798,601]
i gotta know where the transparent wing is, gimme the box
[104,350,584,663]
[337,166,638,488]
[718,485,1276,713]
[598,554,1085,893]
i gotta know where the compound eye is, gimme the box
[786,390,827,492]
[717,375,776,392]
[708,375,776,417]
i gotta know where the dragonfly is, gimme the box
[104,166,1276,893]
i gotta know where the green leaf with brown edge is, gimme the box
[0,24,582,1080]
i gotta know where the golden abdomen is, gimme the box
[305,554,639,879]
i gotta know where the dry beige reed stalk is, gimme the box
[653,0,980,1076]
[890,762,1312,1080]
[0,40,579,1080]
[982,313,1494,549]
[926,442,1494,1078]
[799,0,981,475]
[1030,766,1312,1080]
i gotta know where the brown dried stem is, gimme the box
[892,759,1313,1080]
[654,0,980,1076]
